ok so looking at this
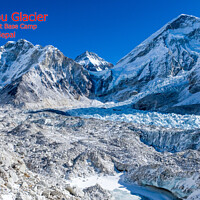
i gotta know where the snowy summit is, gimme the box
[75,51,113,71]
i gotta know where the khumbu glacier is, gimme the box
[1,14,200,200]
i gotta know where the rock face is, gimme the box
[94,14,200,114]
[0,39,93,108]
[75,51,113,71]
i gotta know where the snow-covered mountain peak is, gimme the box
[4,39,34,49]
[94,14,200,114]
[116,14,200,67]
[170,13,199,22]
[165,14,200,32]
[75,51,113,71]
[0,39,94,107]
[82,50,94,56]
[76,51,103,61]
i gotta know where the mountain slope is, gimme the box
[75,51,113,71]
[95,14,200,114]
[1,14,200,114]
[0,39,93,108]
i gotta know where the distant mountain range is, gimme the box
[1,14,200,114]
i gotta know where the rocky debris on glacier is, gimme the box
[75,51,113,72]
[83,184,114,200]
[0,106,200,199]
[0,143,75,200]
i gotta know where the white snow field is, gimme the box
[68,173,178,200]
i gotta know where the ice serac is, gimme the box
[75,51,113,71]
[96,14,200,114]
[0,39,93,108]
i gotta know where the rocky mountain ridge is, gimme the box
[92,14,200,114]
[0,39,94,108]
[1,15,200,114]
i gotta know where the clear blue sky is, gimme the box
[1,0,200,64]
